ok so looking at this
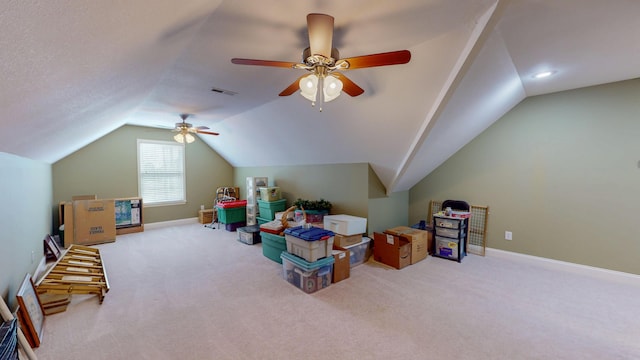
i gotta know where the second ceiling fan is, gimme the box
[172,114,218,144]
[231,13,411,111]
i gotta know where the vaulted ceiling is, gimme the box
[2,0,639,194]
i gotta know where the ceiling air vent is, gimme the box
[211,87,237,96]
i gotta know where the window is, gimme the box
[137,139,186,206]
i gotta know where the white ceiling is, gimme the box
[1,0,639,193]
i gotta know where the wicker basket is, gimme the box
[280,205,306,231]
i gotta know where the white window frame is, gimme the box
[137,139,186,207]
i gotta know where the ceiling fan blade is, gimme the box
[279,74,307,96]
[307,13,334,58]
[332,73,364,97]
[195,125,210,130]
[341,50,411,69]
[195,130,219,136]
[231,58,298,68]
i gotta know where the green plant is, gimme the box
[294,198,332,212]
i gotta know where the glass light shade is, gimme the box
[299,74,318,102]
[323,75,343,102]
[174,132,195,143]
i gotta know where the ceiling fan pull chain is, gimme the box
[318,75,324,112]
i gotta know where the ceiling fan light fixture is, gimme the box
[323,75,343,102]
[173,132,195,144]
[299,74,319,102]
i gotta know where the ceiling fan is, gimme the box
[231,13,411,111]
[172,114,218,143]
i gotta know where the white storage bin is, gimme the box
[323,215,367,236]
[285,233,334,263]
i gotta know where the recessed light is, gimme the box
[532,70,555,79]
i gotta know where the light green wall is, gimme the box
[410,78,640,275]
[52,125,234,224]
[234,163,369,217]
[368,190,409,235]
[235,163,410,235]
[0,152,52,309]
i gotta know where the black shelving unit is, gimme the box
[433,214,469,262]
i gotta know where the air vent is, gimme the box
[211,87,237,96]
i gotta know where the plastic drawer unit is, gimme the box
[433,214,469,262]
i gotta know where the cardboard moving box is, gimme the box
[384,226,431,264]
[73,199,116,246]
[333,233,362,248]
[331,248,350,283]
[373,232,411,269]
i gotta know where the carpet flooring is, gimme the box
[34,222,640,359]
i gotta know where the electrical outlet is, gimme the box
[505,231,512,241]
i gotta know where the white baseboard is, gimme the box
[144,217,199,230]
[486,248,640,285]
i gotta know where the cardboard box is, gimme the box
[72,194,97,201]
[333,233,362,248]
[332,248,350,283]
[198,209,214,224]
[73,199,116,246]
[373,232,411,269]
[385,226,430,264]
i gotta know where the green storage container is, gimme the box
[217,206,246,224]
[261,231,287,264]
[257,216,271,225]
[257,199,287,220]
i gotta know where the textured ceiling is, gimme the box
[1,0,639,193]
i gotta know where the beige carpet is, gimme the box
[34,222,640,359]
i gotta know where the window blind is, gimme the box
[137,139,186,206]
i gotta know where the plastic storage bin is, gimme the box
[237,225,261,245]
[217,206,246,224]
[280,251,334,294]
[261,231,287,263]
[216,200,247,208]
[257,199,287,220]
[323,215,367,235]
[342,237,372,267]
[225,221,246,232]
[259,187,281,201]
[284,226,335,262]
[296,209,328,224]
[257,216,271,225]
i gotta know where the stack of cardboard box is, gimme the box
[373,226,432,269]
